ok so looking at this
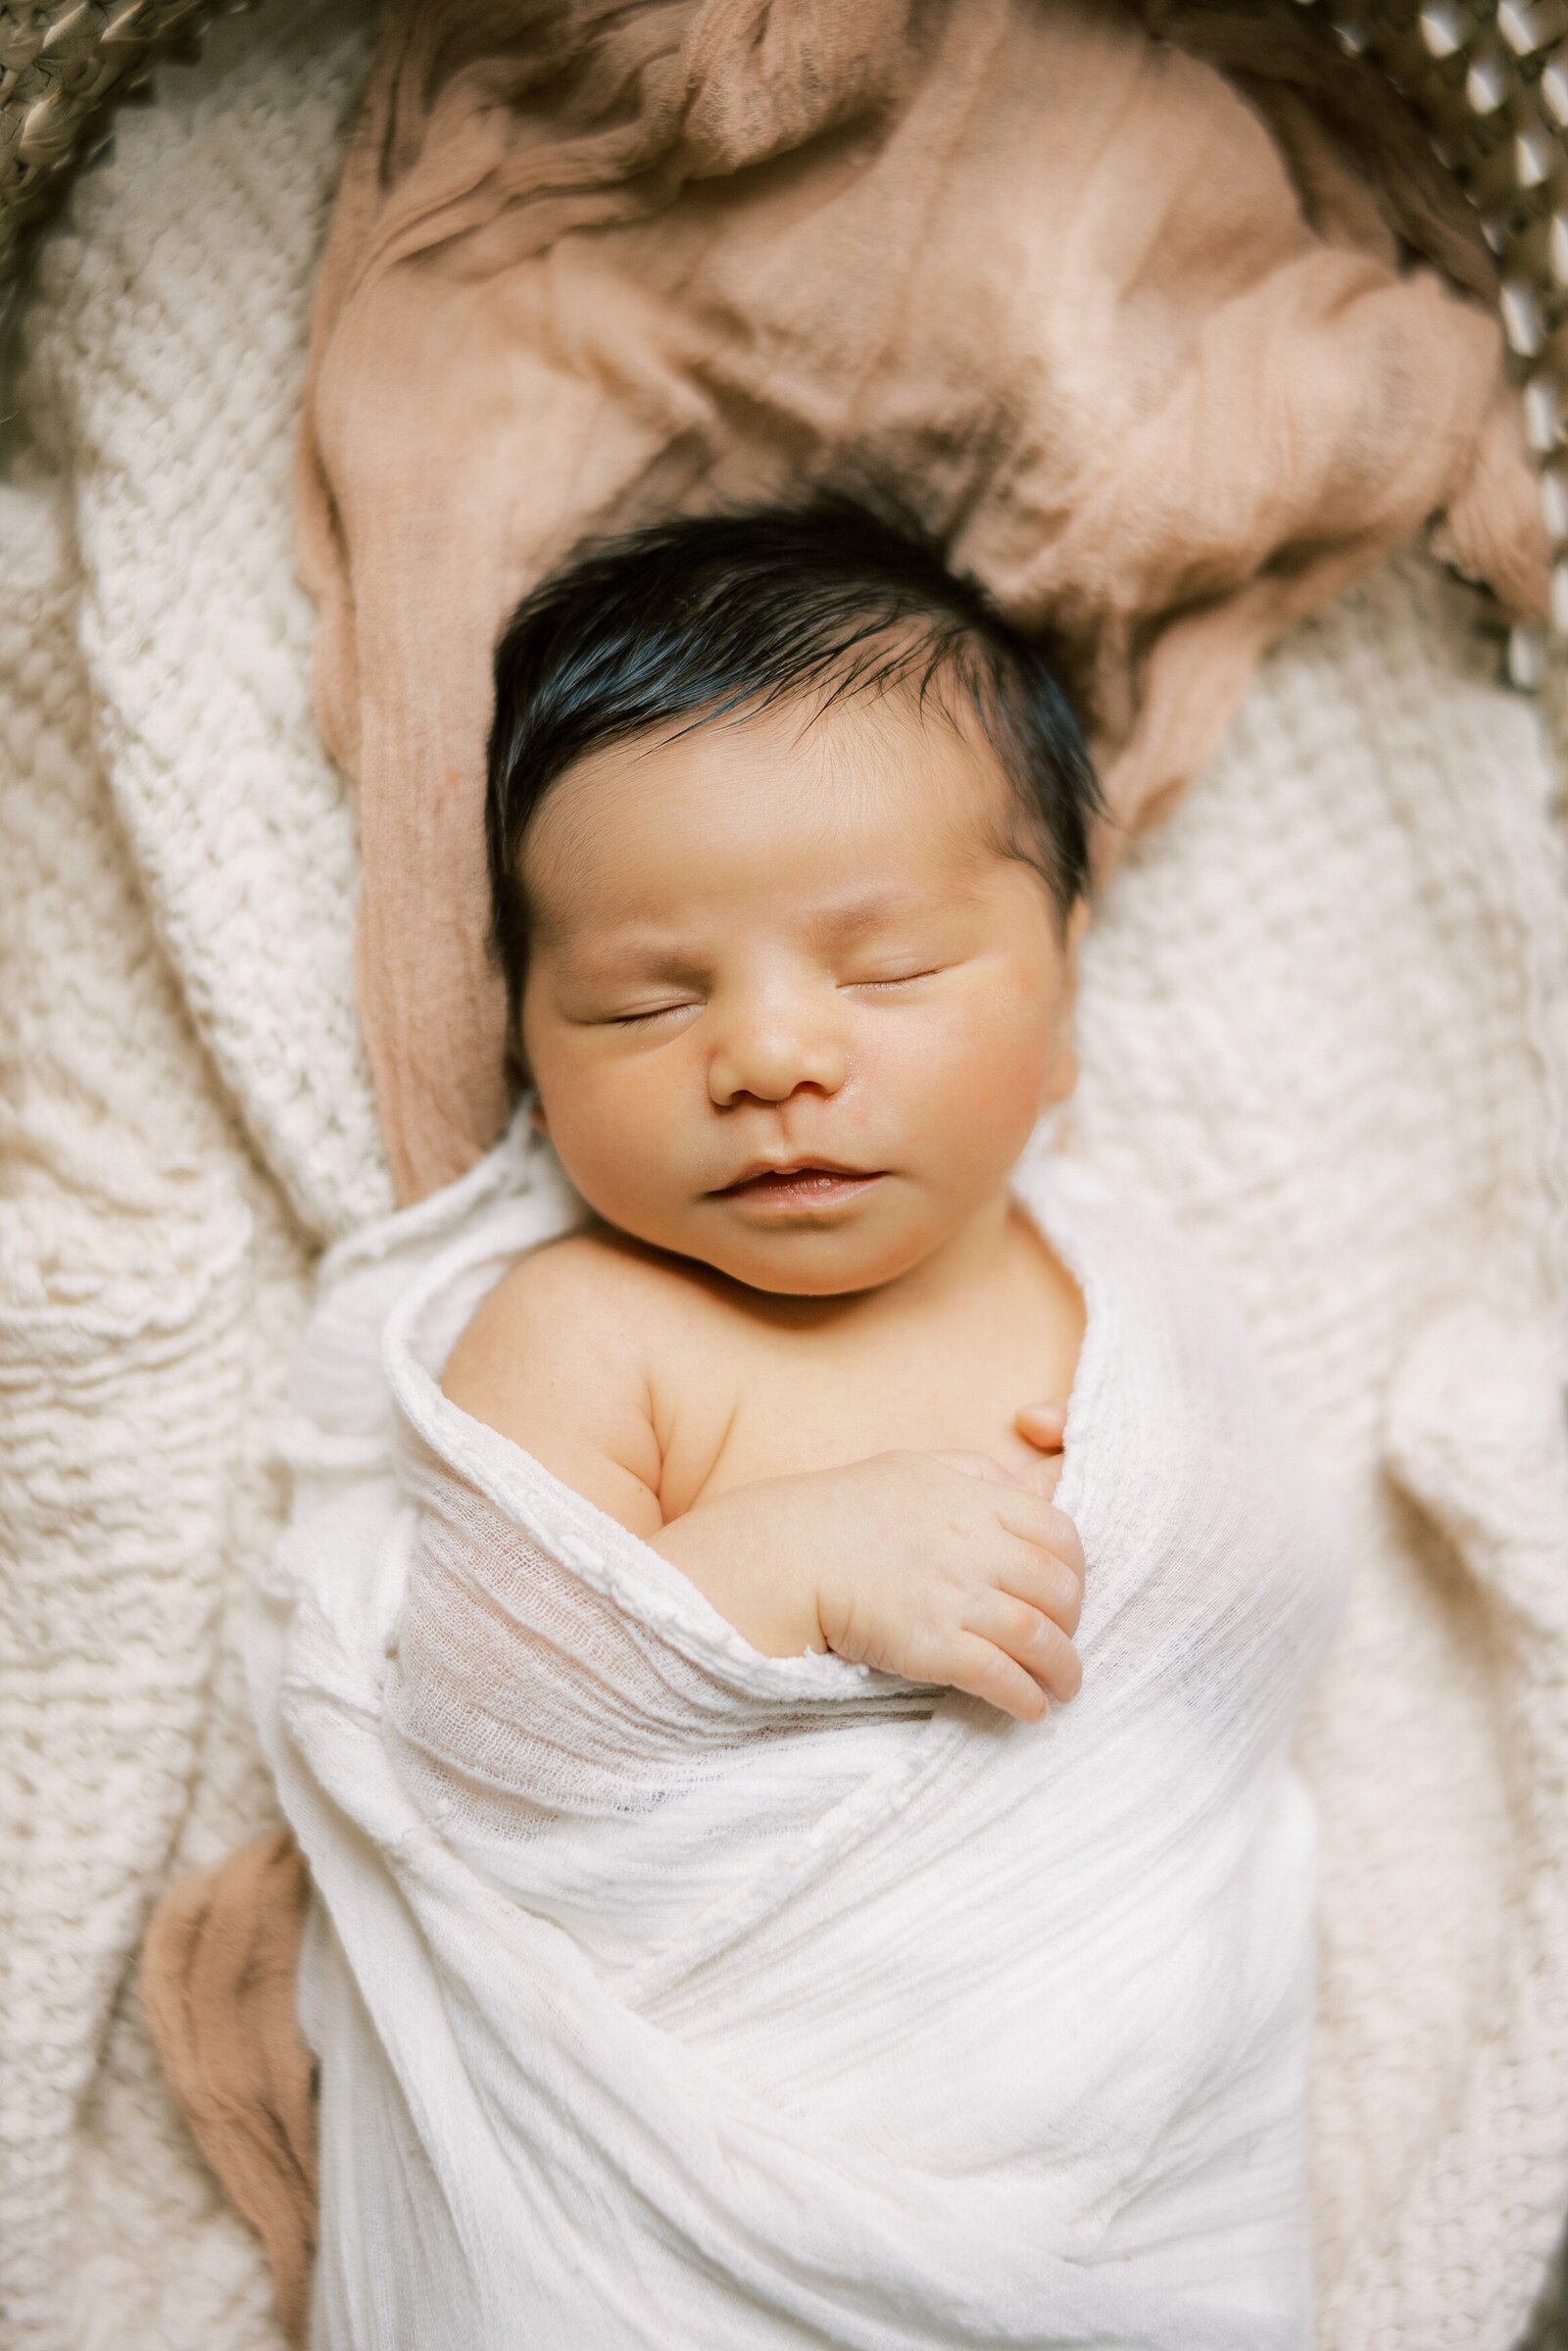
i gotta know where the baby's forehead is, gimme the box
[523,689,1016,931]
[547,874,986,969]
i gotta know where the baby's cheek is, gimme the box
[889,996,1054,1167]
[542,1062,676,1218]
[961,1034,1053,1154]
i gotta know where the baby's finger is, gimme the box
[938,1630,1052,1724]
[993,1492,1086,1582]
[1005,1449,1064,1503]
[996,1545,1083,1638]
[968,1592,1082,1704]
[928,1447,1017,1485]
[1013,1400,1066,1452]
[932,1446,1062,1506]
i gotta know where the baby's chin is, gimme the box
[668,1205,946,1298]
[699,1251,907,1298]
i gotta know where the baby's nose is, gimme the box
[707,1005,848,1105]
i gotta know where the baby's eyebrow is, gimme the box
[802,885,951,940]
[550,934,698,984]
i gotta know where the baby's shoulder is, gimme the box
[437,1224,726,1532]
[443,1223,693,1396]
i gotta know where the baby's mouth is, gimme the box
[716,1165,885,1206]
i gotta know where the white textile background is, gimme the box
[0,1,1564,2345]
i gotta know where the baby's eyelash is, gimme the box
[847,969,941,991]
[607,1004,689,1026]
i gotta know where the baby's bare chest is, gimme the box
[655,1283,1084,1520]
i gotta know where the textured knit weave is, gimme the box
[1,7,381,2348]
[258,1115,1349,2349]
[1069,555,1568,2347]
[0,0,1565,2345]
[0,458,305,2351]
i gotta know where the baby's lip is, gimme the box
[713,1156,882,1193]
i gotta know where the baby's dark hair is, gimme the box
[485,498,1102,1046]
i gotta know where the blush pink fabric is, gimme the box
[296,0,1546,1203]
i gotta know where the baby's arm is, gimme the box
[653,1452,1083,1721]
[442,1243,1083,1721]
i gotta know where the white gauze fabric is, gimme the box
[253,1106,1352,2351]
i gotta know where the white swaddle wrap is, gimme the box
[250,1105,1351,2351]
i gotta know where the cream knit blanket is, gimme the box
[256,1110,1349,2349]
[2,3,1567,2347]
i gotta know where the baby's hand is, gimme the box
[649,1401,1083,1718]
[810,1444,1084,1723]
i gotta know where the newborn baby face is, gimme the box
[518,686,1083,1297]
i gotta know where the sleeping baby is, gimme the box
[269,500,1351,2350]
[442,500,1099,1722]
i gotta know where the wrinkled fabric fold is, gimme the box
[250,1107,1351,2346]
[138,1829,319,2350]
[295,0,1546,1200]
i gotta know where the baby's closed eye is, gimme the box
[605,1003,697,1026]
[842,964,947,991]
